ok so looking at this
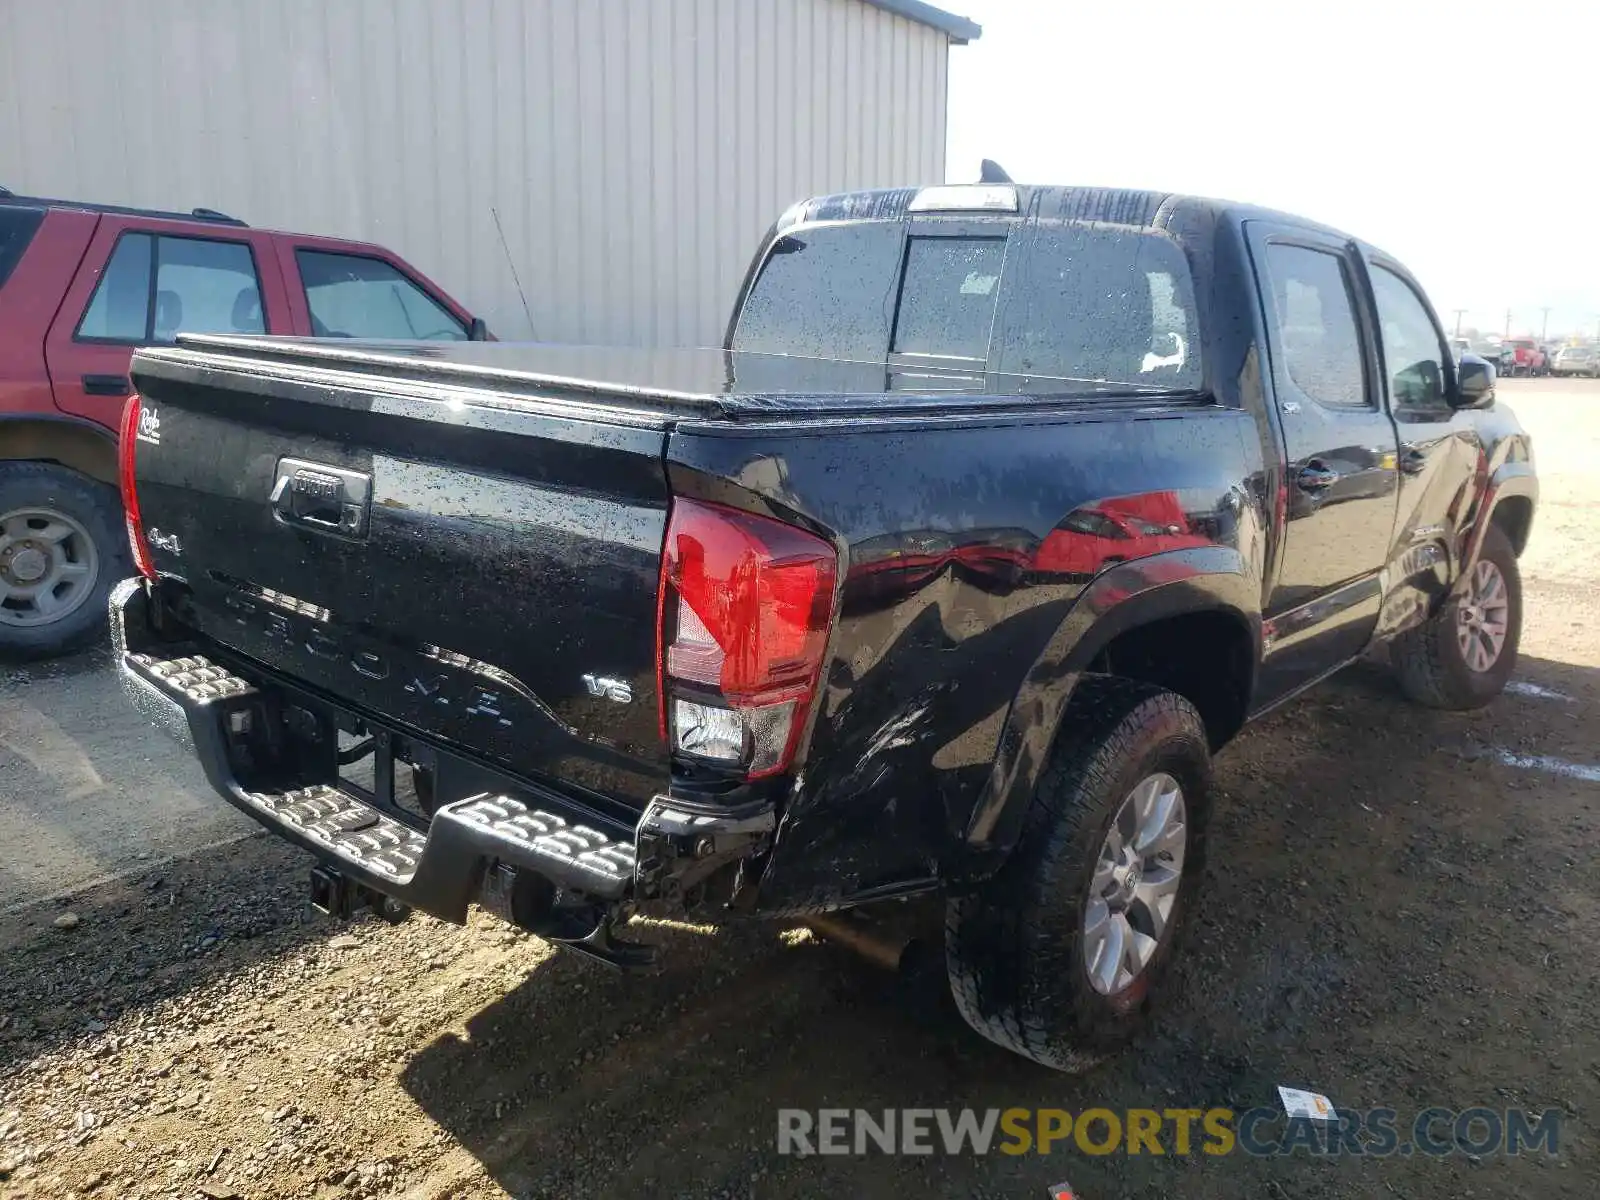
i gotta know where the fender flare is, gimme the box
[0,412,120,486]
[1454,458,1537,597]
[959,545,1260,863]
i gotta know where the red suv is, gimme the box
[1505,338,1548,377]
[0,191,486,657]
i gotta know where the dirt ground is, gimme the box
[1,378,1596,1199]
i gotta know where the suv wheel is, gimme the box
[945,678,1211,1070]
[0,463,127,659]
[1392,523,1521,709]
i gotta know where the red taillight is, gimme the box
[118,394,156,578]
[658,498,837,779]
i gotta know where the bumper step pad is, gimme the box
[122,649,639,909]
[453,795,638,893]
[128,653,256,702]
[243,783,426,882]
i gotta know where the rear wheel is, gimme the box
[0,463,126,659]
[1392,523,1521,709]
[945,678,1211,1070]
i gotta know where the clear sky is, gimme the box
[945,0,1599,342]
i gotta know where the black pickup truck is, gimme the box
[113,183,1536,1070]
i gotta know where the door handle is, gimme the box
[1399,446,1428,475]
[81,373,131,397]
[1296,462,1340,492]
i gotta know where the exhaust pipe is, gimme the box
[804,912,916,972]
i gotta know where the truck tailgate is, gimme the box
[127,344,672,811]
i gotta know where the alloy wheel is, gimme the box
[1456,558,1510,673]
[1082,772,1187,995]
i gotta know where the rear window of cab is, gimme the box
[731,219,1201,393]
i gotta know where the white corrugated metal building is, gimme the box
[0,0,978,346]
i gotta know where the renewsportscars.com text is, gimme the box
[777,1107,1562,1158]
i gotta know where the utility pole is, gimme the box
[1540,307,1551,341]
[1505,308,1513,338]
[1452,309,1467,336]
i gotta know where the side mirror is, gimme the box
[467,317,490,341]
[1453,354,1495,409]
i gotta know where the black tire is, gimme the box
[1391,523,1521,709]
[0,463,127,660]
[945,678,1211,1071]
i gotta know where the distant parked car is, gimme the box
[1552,345,1598,377]
[1505,338,1548,376]
[0,190,488,658]
[1449,336,1472,360]
[1477,341,1511,373]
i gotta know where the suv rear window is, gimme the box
[732,219,1202,393]
[0,205,45,291]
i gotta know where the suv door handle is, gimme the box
[1296,462,1340,492]
[81,373,131,396]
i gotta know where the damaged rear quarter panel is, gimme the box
[666,403,1266,913]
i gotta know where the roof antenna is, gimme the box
[491,206,537,339]
[979,159,1013,184]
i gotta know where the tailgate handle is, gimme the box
[270,458,372,539]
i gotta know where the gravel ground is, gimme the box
[1,379,1596,1199]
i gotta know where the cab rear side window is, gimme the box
[1260,243,1369,409]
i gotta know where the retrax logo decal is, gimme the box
[135,405,161,446]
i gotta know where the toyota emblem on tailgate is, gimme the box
[270,457,373,539]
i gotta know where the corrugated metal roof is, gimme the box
[859,0,981,42]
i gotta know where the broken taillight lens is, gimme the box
[658,498,837,779]
[118,394,156,578]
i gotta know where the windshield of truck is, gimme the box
[731,220,1202,393]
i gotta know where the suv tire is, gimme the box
[0,463,127,659]
[1392,522,1521,709]
[945,678,1211,1070]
